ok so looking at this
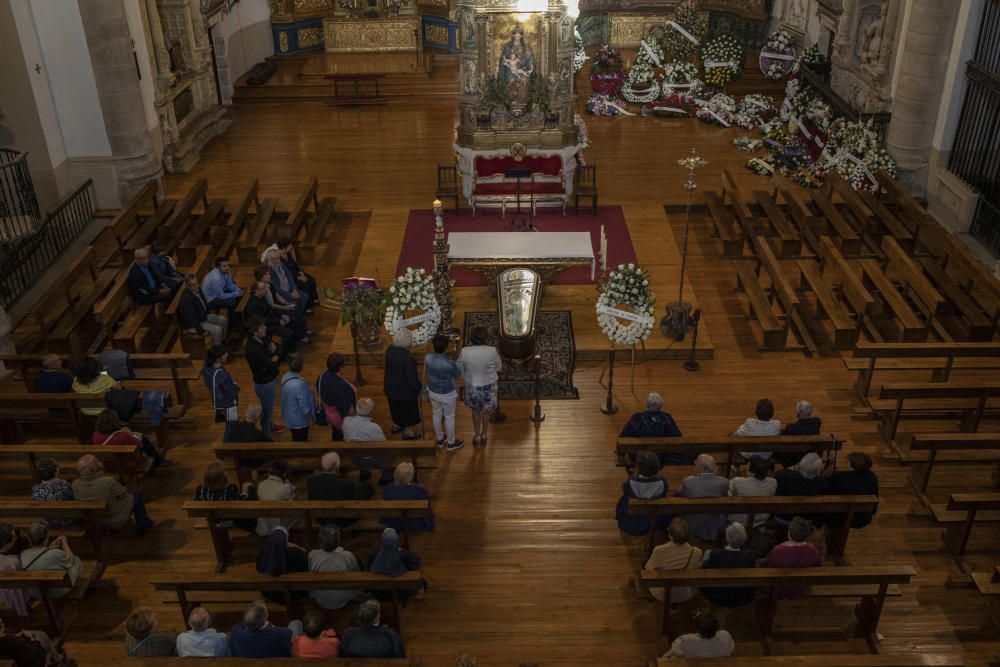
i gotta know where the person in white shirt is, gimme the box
[663,609,735,659]
[456,326,503,446]
[732,397,781,460]
[255,460,298,536]
[728,456,778,528]
[176,606,230,657]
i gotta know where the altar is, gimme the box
[448,231,595,290]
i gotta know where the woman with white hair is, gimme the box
[774,452,828,523]
[383,328,423,440]
[775,399,822,468]
[701,523,757,607]
[382,462,434,533]
[19,520,82,599]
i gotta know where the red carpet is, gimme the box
[396,206,637,286]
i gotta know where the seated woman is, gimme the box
[0,524,28,618]
[366,527,424,603]
[308,524,362,611]
[292,610,339,658]
[382,463,434,533]
[193,462,257,533]
[700,523,757,607]
[124,607,177,657]
[643,518,701,604]
[774,452,828,523]
[728,456,777,529]
[757,515,822,598]
[827,451,878,529]
[256,527,309,604]
[71,356,120,418]
[92,409,164,467]
[616,450,669,536]
[19,520,82,600]
[31,458,75,529]
[662,609,734,659]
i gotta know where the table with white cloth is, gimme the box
[447,231,595,293]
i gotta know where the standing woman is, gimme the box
[203,345,239,439]
[424,334,463,451]
[383,329,423,440]
[317,353,357,441]
[457,326,502,446]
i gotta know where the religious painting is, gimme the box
[460,9,477,49]
[493,16,542,110]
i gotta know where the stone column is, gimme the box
[78,0,162,204]
[884,0,960,197]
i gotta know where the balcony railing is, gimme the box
[0,148,42,243]
[799,66,892,147]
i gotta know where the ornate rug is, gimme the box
[462,311,579,400]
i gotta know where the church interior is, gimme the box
[1,0,1000,665]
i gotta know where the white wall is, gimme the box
[932,0,984,152]
[215,0,273,102]
[123,0,161,135]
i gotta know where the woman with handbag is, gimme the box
[317,353,357,441]
[92,408,166,468]
[202,345,239,440]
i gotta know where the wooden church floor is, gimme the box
[26,100,1000,666]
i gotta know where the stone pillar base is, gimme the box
[926,148,980,234]
[163,107,230,174]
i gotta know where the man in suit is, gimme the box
[245,280,307,357]
[675,454,731,541]
[307,452,373,527]
[178,273,228,346]
[128,247,175,305]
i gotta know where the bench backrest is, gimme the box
[106,181,159,244]
[881,236,943,313]
[910,433,1000,450]
[214,441,437,459]
[657,655,964,666]
[474,154,562,178]
[123,660,416,666]
[818,235,874,316]
[878,381,1000,399]
[826,171,874,227]
[285,177,320,232]
[752,236,799,309]
[641,565,915,587]
[628,494,878,515]
[182,500,431,519]
[93,272,133,328]
[229,179,260,229]
[852,341,1000,358]
[0,571,71,588]
[32,246,100,328]
[616,434,842,455]
[0,500,108,519]
[0,393,106,410]
[720,170,754,224]
[945,493,1000,512]
[151,571,424,592]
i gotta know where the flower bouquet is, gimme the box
[586,93,629,116]
[384,267,440,346]
[622,37,665,104]
[800,43,831,76]
[702,33,744,87]
[759,29,796,81]
[661,60,704,98]
[733,136,764,153]
[696,92,736,127]
[573,29,587,73]
[653,92,697,117]
[596,263,656,346]
[733,93,776,129]
[590,45,626,94]
[661,0,707,60]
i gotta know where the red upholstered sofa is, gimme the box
[471,154,567,216]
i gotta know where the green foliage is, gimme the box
[478,75,511,113]
[338,284,385,329]
[526,71,551,114]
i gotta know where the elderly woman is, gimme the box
[125,607,177,656]
[308,524,362,610]
[457,326,502,446]
[92,408,164,467]
[728,456,777,529]
[31,458,74,506]
[616,450,669,536]
[71,356,120,417]
[317,352,357,441]
[662,609,734,659]
[20,520,82,600]
[675,454,730,541]
[266,248,307,314]
[256,527,309,604]
[774,452,828,523]
[828,452,879,529]
[774,399,822,467]
[643,518,702,603]
[367,527,424,603]
[71,455,153,536]
[425,334,463,451]
[0,523,28,618]
[758,515,822,598]
[620,392,688,466]
[701,522,757,607]
[382,462,434,533]
[383,329,423,441]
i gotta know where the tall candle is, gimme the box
[600,225,607,275]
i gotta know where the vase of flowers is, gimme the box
[801,44,831,78]
[590,45,625,95]
[701,33,745,88]
[339,281,385,347]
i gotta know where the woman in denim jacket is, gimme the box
[423,334,463,451]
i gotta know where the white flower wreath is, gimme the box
[384,267,441,346]
[596,263,656,346]
[622,37,665,104]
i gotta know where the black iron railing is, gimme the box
[0,180,96,310]
[0,148,42,241]
[949,0,1000,256]
[798,66,892,146]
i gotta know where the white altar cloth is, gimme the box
[447,232,595,279]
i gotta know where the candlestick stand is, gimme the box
[601,347,618,414]
[431,201,462,352]
[683,308,702,372]
[529,354,545,423]
[662,147,708,342]
[350,322,367,386]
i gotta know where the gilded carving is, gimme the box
[298,27,324,48]
[295,0,337,13]
[279,30,290,52]
[608,14,667,48]
[323,17,420,52]
[426,23,450,44]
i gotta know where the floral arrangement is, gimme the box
[661,0,707,60]
[696,92,736,126]
[596,263,656,346]
[654,92,697,116]
[747,157,775,175]
[801,44,827,66]
[819,118,897,191]
[339,280,385,330]
[591,45,624,75]
[763,120,791,145]
[587,93,630,116]
[701,33,744,87]
[622,36,665,104]
[590,70,625,97]
[573,29,587,73]
[661,60,704,98]
[733,93,776,129]
[383,267,441,346]
[732,136,763,153]
[760,29,796,81]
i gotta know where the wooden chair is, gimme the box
[574,164,598,215]
[435,163,461,213]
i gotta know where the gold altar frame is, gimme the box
[450,257,591,294]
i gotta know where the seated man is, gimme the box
[245,280,307,357]
[71,455,154,536]
[176,606,229,657]
[35,354,72,393]
[308,525,363,610]
[732,397,781,461]
[127,247,174,305]
[266,249,308,315]
[125,607,177,657]
[343,398,391,485]
[307,452,374,526]
[225,403,272,443]
[0,618,64,666]
[339,600,405,658]
[230,600,303,659]
[620,392,690,466]
[775,399,822,467]
[178,272,228,346]
[149,242,184,289]
[275,237,317,313]
[662,609,734,659]
[675,454,730,541]
[202,257,243,319]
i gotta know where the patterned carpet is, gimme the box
[462,311,579,400]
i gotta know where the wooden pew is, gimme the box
[236,180,278,265]
[214,178,264,262]
[114,198,177,266]
[720,170,759,238]
[875,381,1000,441]
[0,500,111,580]
[859,190,915,252]
[875,170,934,240]
[155,179,225,257]
[703,191,744,257]
[280,178,337,264]
[796,257,859,349]
[881,236,945,333]
[932,230,1000,326]
[628,495,878,561]
[754,190,802,257]
[655,655,965,667]
[930,493,1000,557]
[860,259,927,342]
[163,245,215,358]
[0,571,74,636]
[183,499,431,571]
[151,571,424,633]
[845,341,1000,398]
[906,433,1000,495]
[916,255,996,341]
[640,566,916,653]
[743,235,813,352]
[773,176,823,255]
[213,441,438,487]
[127,660,418,667]
[825,172,877,239]
[733,259,786,349]
[615,434,845,478]
[92,272,154,354]
[971,566,1000,631]
[0,443,151,490]
[98,181,163,268]
[817,236,877,331]
[808,191,864,257]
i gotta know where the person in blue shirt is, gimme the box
[36,354,73,393]
[382,462,434,533]
[230,600,302,659]
[280,353,315,441]
[127,247,174,305]
[176,606,229,657]
[424,334,463,451]
[201,258,243,319]
[265,249,308,315]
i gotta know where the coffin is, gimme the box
[496,267,541,360]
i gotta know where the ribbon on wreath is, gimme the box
[760,50,796,61]
[399,311,436,327]
[640,39,663,67]
[597,304,653,325]
[845,153,878,185]
[665,20,700,45]
[701,108,731,127]
[654,106,689,115]
[704,60,739,69]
